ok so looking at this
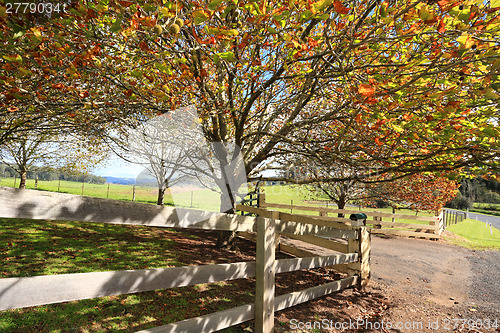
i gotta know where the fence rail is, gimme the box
[257,194,443,239]
[236,200,371,287]
[0,187,367,333]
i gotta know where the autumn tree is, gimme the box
[0,3,159,149]
[276,156,369,215]
[2,0,499,248]
[0,130,107,189]
[0,133,57,188]
[363,173,460,213]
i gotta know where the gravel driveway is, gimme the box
[371,235,500,323]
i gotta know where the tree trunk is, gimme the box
[157,187,165,206]
[216,229,238,250]
[18,170,27,189]
[337,198,347,218]
[215,192,239,251]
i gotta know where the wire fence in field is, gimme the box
[0,177,222,211]
[443,209,467,228]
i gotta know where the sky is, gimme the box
[94,156,145,179]
[92,105,278,181]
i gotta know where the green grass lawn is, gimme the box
[445,219,500,250]
[0,218,183,277]
[0,217,346,333]
[0,218,254,332]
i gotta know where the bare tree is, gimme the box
[0,131,106,189]
[124,112,191,206]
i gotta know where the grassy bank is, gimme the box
[445,219,500,250]
[469,209,500,217]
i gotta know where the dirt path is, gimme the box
[272,231,499,332]
[370,234,500,332]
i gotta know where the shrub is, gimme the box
[446,195,473,210]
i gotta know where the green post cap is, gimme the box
[349,213,367,221]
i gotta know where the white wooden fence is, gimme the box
[0,187,369,332]
[259,195,444,239]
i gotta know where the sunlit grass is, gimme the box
[445,219,500,250]
[0,218,254,332]
[0,218,182,277]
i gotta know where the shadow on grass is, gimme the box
[0,281,255,333]
[0,188,392,332]
[0,218,181,277]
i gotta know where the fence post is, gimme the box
[271,210,281,251]
[435,211,444,235]
[81,181,84,196]
[57,179,61,192]
[132,186,136,202]
[454,211,458,224]
[34,177,38,190]
[348,226,370,288]
[13,176,16,188]
[255,215,276,333]
[258,193,266,208]
[107,184,110,199]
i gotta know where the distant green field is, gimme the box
[472,203,500,217]
[0,180,438,224]
[445,219,500,250]
[0,177,223,211]
[474,203,500,211]
[0,177,162,204]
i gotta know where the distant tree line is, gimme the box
[446,177,500,210]
[0,164,106,184]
